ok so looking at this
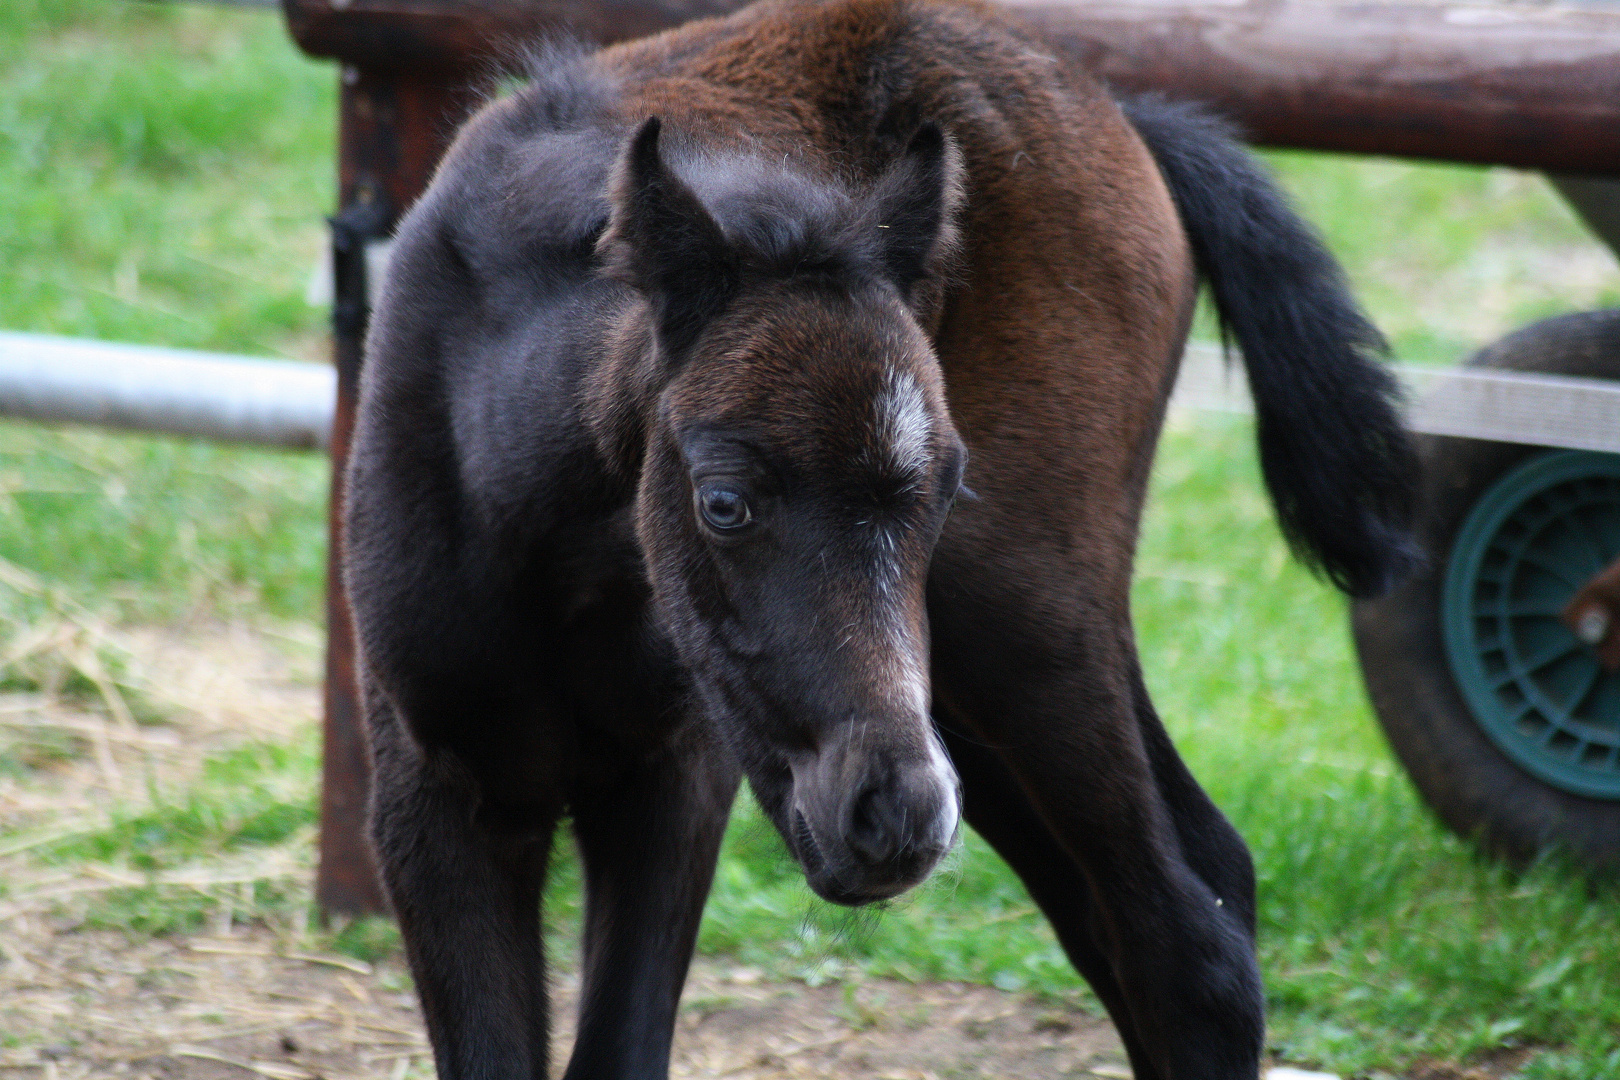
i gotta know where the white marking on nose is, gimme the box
[924,728,961,849]
[867,589,955,850]
[876,366,933,479]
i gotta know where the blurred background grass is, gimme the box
[1,2,1618,1078]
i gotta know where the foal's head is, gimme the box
[596,118,966,904]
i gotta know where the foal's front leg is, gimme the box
[366,690,557,1080]
[562,729,738,1080]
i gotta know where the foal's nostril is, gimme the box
[845,783,905,866]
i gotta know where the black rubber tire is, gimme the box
[1350,310,1620,873]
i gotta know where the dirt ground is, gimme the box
[0,921,1132,1080]
[0,621,1521,1080]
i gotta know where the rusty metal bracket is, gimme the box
[329,182,392,341]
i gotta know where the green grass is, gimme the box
[2,4,1619,1079]
[42,740,316,872]
[0,0,334,358]
[0,423,327,622]
[31,739,318,936]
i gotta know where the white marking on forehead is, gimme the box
[876,366,933,478]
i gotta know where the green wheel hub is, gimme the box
[1443,450,1620,800]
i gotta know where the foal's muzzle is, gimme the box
[789,730,960,905]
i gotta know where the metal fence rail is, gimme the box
[1172,342,1620,455]
[0,332,334,450]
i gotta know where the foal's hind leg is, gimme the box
[937,716,1163,1079]
[562,727,738,1080]
[366,686,557,1080]
[1125,661,1259,938]
[930,597,1263,1080]
[938,676,1258,1080]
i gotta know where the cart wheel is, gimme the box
[1351,310,1620,871]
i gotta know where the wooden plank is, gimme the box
[1404,366,1620,454]
[1012,0,1620,175]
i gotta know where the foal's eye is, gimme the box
[696,484,754,532]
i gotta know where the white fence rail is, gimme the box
[1171,342,1620,456]
[0,332,334,450]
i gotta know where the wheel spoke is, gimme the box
[1527,639,1582,674]
[1568,506,1612,576]
[1505,699,1539,727]
[1535,723,1565,749]
[1512,547,1586,589]
[1496,600,1568,618]
[1565,661,1605,718]
[1492,638,1581,690]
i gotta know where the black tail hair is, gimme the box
[1123,95,1422,598]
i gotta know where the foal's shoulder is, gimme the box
[359,46,626,501]
[364,44,621,404]
[406,47,620,292]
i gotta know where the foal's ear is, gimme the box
[862,123,964,303]
[599,117,738,358]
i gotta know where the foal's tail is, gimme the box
[1122,95,1422,598]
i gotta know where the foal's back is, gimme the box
[404,0,1188,576]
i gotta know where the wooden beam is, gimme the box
[1012,0,1620,175]
[282,0,1620,174]
[280,0,738,71]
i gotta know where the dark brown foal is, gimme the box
[342,2,1417,1078]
